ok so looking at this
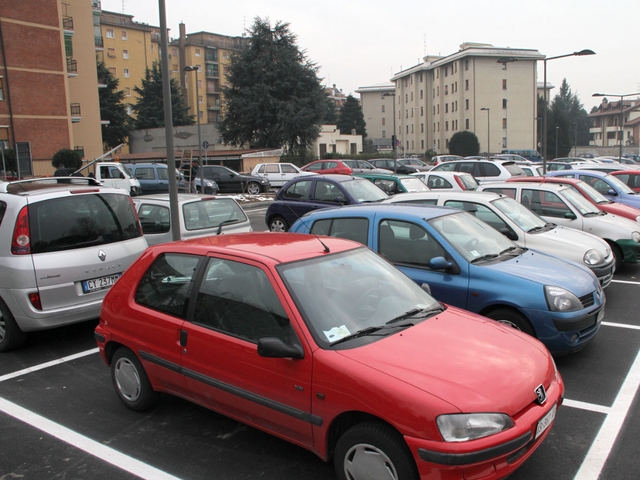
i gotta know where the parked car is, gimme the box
[367,158,420,174]
[265,174,388,231]
[300,159,353,175]
[251,163,315,187]
[430,158,526,184]
[515,162,542,177]
[478,182,640,270]
[610,170,640,192]
[545,169,640,209]
[431,154,464,166]
[397,157,431,171]
[341,159,393,173]
[189,165,270,195]
[133,194,252,246]
[411,171,479,191]
[0,177,148,351]
[353,172,430,195]
[384,191,615,287]
[493,154,530,162]
[500,149,543,162]
[125,163,190,194]
[508,176,640,224]
[95,232,564,480]
[290,203,605,355]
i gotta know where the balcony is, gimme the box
[74,146,85,159]
[95,36,104,50]
[70,103,81,122]
[63,16,74,34]
[92,0,102,10]
[66,58,78,76]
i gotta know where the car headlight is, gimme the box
[436,413,514,442]
[204,181,215,187]
[632,231,640,243]
[583,249,603,266]
[545,286,582,312]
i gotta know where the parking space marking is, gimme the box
[0,397,181,480]
[575,347,640,480]
[0,348,99,383]
[562,399,611,415]
[602,322,640,331]
[611,279,640,285]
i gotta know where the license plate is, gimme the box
[82,273,121,294]
[535,404,556,439]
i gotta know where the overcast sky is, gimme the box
[101,0,640,111]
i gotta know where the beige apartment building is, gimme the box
[590,97,640,148]
[370,43,544,156]
[354,84,395,151]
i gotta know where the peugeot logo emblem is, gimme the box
[98,250,106,262]
[534,384,547,405]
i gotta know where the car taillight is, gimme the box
[454,176,466,190]
[12,206,31,255]
[28,292,42,310]
[127,196,144,235]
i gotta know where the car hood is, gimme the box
[600,202,640,220]
[338,307,554,414]
[529,225,610,257]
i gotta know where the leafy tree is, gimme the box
[97,61,131,149]
[1,148,17,173]
[337,94,367,138]
[132,61,194,129]
[52,148,82,169]
[218,18,327,154]
[449,131,480,157]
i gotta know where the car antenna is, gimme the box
[280,187,331,253]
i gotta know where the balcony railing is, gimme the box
[70,103,81,122]
[94,36,104,48]
[66,58,78,75]
[63,16,74,32]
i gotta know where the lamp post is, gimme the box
[555,126,559,158]
[592,92,640,160]
[573,122,578,157]
[383,91,397,172]
[542,50,595,173]
[481,108,490,156]
[183,65,204,193]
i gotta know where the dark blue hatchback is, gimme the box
[265,174,388,231]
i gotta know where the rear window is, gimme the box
[29,193,142,254]
[183,198,248,231]
[0,201,5,226]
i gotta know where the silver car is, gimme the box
[133,193,253,246]
[0,177,148,351]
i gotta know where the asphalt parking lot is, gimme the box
[0,207,638,479]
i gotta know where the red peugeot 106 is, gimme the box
[95,233,563,480]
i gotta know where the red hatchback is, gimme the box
[610,170,640,193]
[509,176,640,223]
[95,233,563,480]
[301,159,352,175]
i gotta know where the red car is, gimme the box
[95,233,563,480]
[508,176,640,223]
[610,170,640,193]
[301,159,352,175]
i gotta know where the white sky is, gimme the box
[101,0,640,111]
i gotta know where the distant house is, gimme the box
[312,125,362,157]
[590,97,640,147]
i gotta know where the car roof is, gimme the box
[301,202,458,221]
[548,169,610,178]
[387,191,503,202]
[509,176,582,185]
[0,177,120,196]
[353,172,415,179]
[133,193,226,203]
[482,181,571,192]
[124,163,166,168]
[290,174,359,183]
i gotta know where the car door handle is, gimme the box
[180,329,188,347]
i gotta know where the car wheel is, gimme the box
[606,241,623,271]
[247,182,261,195]
[0,299,27,352]
[334,422,418,480]
[111,347,157,411]
[269,216,288,232]
[486,307,536,337]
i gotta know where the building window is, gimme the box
[445,121,449,131]
[502,62,507,70]
[124,68,130,78]
[121,31,127,40]
[420,106,423,116]
[420,90,423,99]
[126,105,132,115]
[106,28,114,38]
[172,48,178,56]
[465,79,469,90]
[198,95,203,104]
[421,123,424,133]
[382,118,386,125]
[503,118,507,128]
[0,77,4,100]
[107,48,116,58]
[410,92,413,101]
[437,104,439,114]
[445,104,448,113]
[421,140,424,149]
[465,60,469,71]
[195,48,201,56]
[405,94,408,103]
[466,119,469,129]
[465,99,469,110]
[124,87,131,96]
[151,44,154,52]
[503,137,507,147]
[382,130,386,138]
[502,79,507,90]
[172,64,178,72]
[445,85,448,95]
[503,99,507,109]
[122,50,128,59]
[381,105,385,113]
[108,67,116,76]
[411,125,414,133]
[437,86,439,96]
[420,73,423,82]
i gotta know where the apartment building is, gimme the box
[377,43,543,156]
[354,84,395,151]
[590,97,640,148]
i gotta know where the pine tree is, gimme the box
[337,95,367,138]
[97,61,130,149]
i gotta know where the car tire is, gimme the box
[111,347,158,411]
[247,182,261,195]
[334,422,418,480]
[606,241,623,271]
[0,299,27,352]
[269,216,288,232]
[486,307,536,337]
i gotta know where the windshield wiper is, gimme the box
[470,253,499,263]
[330,322,413,346]
[498,246,520,255]
[527,222,555,233]
[386,306,444,325]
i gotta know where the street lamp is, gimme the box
[383,91,397,172]
[183,65,204,193]
[592,92,640,160]
[481,108,490,156]
[555,126,559,158]
[542,50,595,173]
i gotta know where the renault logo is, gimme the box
[534,384,547,405]
[98,250,106,262]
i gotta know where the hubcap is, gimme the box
[497,319,521,331]
[270,220,286,232]
[343,443,397,480]
[114,357,142,402]
[248,183,260,195]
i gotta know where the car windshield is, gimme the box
[573,181,610,204]
[400,177,430,192]
[561,187,601,215]
[278,248,441,349]
[603,174,635,194]
[340,179,389,202]
[429,211,517,263]
[491,197,548,231]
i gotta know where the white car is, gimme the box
[431,154,463,166]
[251,163,315,187]
[383,191,616,287]
[133,194,253,246]
[411,171,479,191]
[477,182,640,270]
[515,162,542,177]
[430,158,526,184]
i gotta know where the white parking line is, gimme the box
[602,321,640,331]
[0,397,181,480]
[562,399,611,415]
[0,348,98,383]
[574,348,640,479]
[610,279,640,285]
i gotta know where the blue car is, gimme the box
[546,169,640,209]
[265,174,388,231]
[290,203,605,355]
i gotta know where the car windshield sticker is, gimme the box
[324,325,351,342]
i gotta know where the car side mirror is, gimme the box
[428,256,452,270]
[258,337,304,359]
[607,189,617,196]
[564,212,577,220]
[498,227,518,241]
[421,283,431,295]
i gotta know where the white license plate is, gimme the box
[82,273,122,294]
[535,404,557,439]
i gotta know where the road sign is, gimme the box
[202,141,209,149]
